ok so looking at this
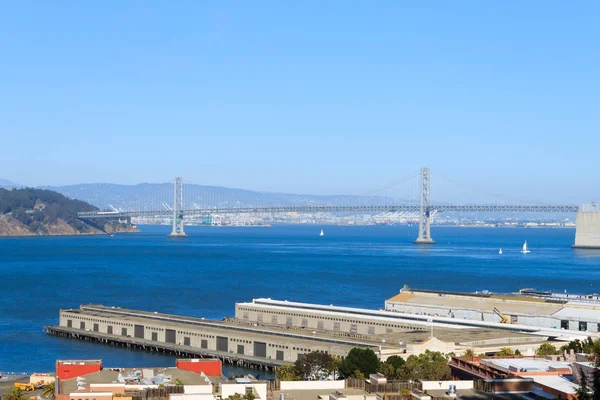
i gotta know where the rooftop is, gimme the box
[484,358,573,374]
[59,367,210,395]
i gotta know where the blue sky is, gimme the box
[1,2,598,203]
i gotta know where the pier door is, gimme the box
[165,329,176,344]
[217,336,228,352]
[254,342,267,358]
[134,325,144,339]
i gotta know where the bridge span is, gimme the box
[76,168,594,246]
[78,204,580,219]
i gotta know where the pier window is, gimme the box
[334,322,340,331]
[184,337,191,346]
[276,350,284,361]
[350,324,358,333]
[271,316,278,324]
[152,332,158,341]
[257,314,263,323]
[368,326,375,334]
[121,328,127,336]
[107,326,113,334]
[317,321,324,330]
[301,319,308,328]
[286,317,293,326]
[243,312,249,320]
[201,339,208,349]
[67,320,72,328]
[237,344,244,354]
[80,321,85,330]
[580,321,588,331]
[93,324,99,332]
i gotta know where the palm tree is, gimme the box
[42,381,56,399]
[2,387,27,400]
[463,349,475,357]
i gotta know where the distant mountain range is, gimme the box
[29,182,405,211]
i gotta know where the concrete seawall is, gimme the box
[573,203,600,249]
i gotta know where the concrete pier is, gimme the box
[573,203,600,249]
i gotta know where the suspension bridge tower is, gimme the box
[414,167,435,244]
[169,177,187,237]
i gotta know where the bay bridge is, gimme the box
[77,168,597,248]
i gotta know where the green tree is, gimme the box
[175,378,184,386]
[560,338,596,354]
[495,348,515,357]
[2,387,27,400]
[294,351,335,380]
[42,381,56,399]
[514,349,522,356]
[397,351,450,381]
[226,394,243,400]
[338,348,380,379]
[577,367,592,400]
[246,392,256,400]
[536,343,560,356]
[276,365,300,381]
[378,356,406,380]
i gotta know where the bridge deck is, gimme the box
[78,204,580,219]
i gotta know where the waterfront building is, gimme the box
[48,294,563,368]
[385,285,600,334]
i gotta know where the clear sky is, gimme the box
[1,1,598,203]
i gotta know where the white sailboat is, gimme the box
[319,229,324,237]
[498,248,503,255]
[521,240,530,254]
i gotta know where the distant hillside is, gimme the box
[0,188,138,236]
[42,183,404,211]
[0,179,21,188]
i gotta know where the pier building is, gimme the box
[385,286,600,335]
[48,298,558,368]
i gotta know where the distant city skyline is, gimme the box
[1,2,598,204]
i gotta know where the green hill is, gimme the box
[0,188,137,236]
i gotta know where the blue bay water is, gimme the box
[1,225,599,373]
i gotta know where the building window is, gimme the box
[368,326,375,335]
[580,321,588,331]
[317,321,324,330]
[333,322,340,331]
[350,324,358,333]
[257,314,263,323]
[243,312,249,320]
[122,327,127,336]
[286,317,293,326]
[271,316,278,324]
[560,320,569,329]
[301,319,308,328]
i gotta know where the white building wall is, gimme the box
[421,381,474,391]
[184,385,213,395]
[170,394,214,400]
[221,383,267,400]
[279,381,345,391]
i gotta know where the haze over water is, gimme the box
[1,225,599,373]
